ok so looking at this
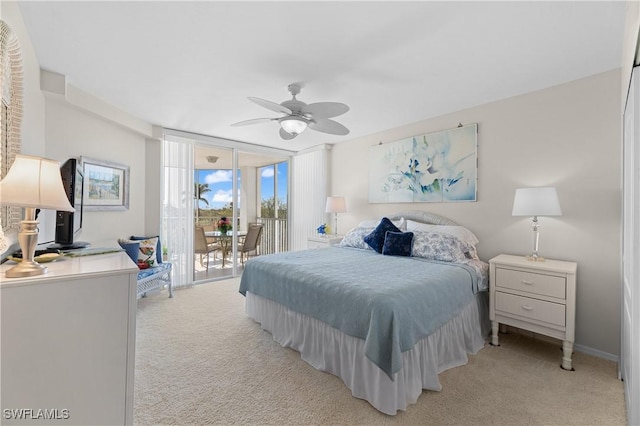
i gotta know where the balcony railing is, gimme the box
[256,217,288,255]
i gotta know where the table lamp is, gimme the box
[512,187,562,261]
[325,196,346,235]
[0,154,74,277]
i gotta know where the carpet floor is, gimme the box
[134,278,627,425]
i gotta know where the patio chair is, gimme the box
[237,224,263,266]
[194,226,221,268]
[202,223,217,244]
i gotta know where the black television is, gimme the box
[51,158,89,250]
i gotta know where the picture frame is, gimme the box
[81,156,130,211]
[369,123,478,203]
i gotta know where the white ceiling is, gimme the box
[19,1,625,152]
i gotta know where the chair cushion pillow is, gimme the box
[137,262,172,281]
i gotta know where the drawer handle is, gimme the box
[521,305,533,311]
[521,279,534,285]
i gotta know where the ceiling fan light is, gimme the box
[280,117,308,135]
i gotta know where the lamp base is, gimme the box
[526,217,545,262]
[5,260,47,278]
[526,254,546,262]
[5,214,47,278]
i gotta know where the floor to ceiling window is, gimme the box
[162,130,293,287]
[258,161,288,254]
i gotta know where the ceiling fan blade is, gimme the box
[309,119,350,136]
[231,117,276,127]
[302,102,349,119]
[248,97,292,115]
[279,128,297,140]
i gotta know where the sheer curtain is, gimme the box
[162,135,194,288]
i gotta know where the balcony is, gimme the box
[193,217,287,280]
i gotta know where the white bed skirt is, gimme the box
[245,291,490,415]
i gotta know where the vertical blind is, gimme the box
[162,136,194,288]
[290,147,329,251]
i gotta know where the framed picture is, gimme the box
[81,157,130,211]
[369,123,478,203]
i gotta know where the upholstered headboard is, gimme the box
[388,211,458,226]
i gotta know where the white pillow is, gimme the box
[405,220,479,246]
[358,217,406,231]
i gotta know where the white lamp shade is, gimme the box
[0,154,74,211]
[280,117,308,135]
[512,187,562,217]
[325,196,346,213]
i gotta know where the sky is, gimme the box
[195,161,288,210]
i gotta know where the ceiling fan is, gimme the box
[231,83,350,140]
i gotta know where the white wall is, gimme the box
[331,69,621,358]
[44,100,147,244]
[1,1,153,248]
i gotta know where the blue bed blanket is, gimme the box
[239,247,485,378]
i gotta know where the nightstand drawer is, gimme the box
[496,292,565,327]
[495,267,566,299]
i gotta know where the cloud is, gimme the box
[211,189,241,204]
[212,189,233,203]
[261,167,275,178]
[204,170,232,184]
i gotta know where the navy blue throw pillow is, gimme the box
[118,240,140,264]
[364,217,401,253]
[382,231,414,257]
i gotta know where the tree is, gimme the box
[194,182,211,223]
[261,197,287,219]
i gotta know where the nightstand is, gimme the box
[307,235,343,249]
[489,254,577,370]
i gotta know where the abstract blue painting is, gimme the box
[369,124,477,203]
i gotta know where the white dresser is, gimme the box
[489,254,577,370]
[0,252,138,425]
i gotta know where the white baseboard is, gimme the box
[574,343,619,364]
[503,325,620,364]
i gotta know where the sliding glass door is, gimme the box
[193,144,236,281]
[162,130,293,288]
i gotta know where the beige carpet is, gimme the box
[134,279,627,425]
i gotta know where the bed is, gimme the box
[239,211,490,415]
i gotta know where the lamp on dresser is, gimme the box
[512,186,562,262]
[325,196,346,235]
[0,154,74,277]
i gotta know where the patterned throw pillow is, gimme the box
[364,217,401,253]
[130,235,163,264]
[405,221,479,247]
[382,231,414,257]
[338,227,374,250]
[118,237,158,268]
[411,231,471,263]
